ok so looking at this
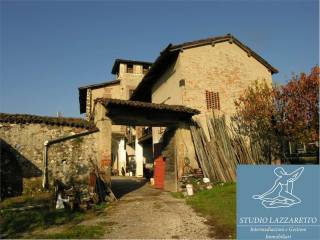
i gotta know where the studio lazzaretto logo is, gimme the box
[252,167,304,209]
[237,165,320,240]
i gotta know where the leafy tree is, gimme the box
[232,66,319,163]
[274,66,319,143]
[232,80,277,163]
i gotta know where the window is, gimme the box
[127,64,133,73]
[143,65,149,74]
[206,91,220,110]
[179,79,185,87]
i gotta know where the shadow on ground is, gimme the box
[111,177,147,199]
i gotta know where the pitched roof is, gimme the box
[170,34,278,73]
[130,34,278,101]
[97,98,200,115]
[78,80,120,114]
[0,113,96,129]
[111,59,153,74]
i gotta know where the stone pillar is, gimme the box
[135,138,144,177]
[118,138,127,176]
[94,103,112,186]
[173,123,195,192]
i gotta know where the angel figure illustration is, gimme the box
[252,167,304,208]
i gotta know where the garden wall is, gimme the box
[0,113,98,199]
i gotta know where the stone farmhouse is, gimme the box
[0,34,278,198]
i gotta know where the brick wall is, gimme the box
[180,42,273,117]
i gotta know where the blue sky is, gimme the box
[1,0,319,117]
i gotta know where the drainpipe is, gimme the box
[42,140,49,189]
[42,129,98,189]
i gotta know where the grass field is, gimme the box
[186,183,236,239]
[0,193,109,239]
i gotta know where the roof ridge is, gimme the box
[170,34,231,50]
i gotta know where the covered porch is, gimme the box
[93,98,200,191]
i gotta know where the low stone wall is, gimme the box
[48,132,98,186]
[0,122,98,199]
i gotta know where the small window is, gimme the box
[143,65,149,74]
[127,64,133,73]
[206,91,220,110]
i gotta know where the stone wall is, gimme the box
[118,63,147,99]
[179,41,273,117]
[85,62,149,176]
[181,42,273,137]
[89,85,123,134]
[47,132,98,186]
[160,128,177,192]
[151,41,273,118]
[148,40,274,186]
[0,122,98,198]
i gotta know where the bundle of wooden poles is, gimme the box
[190,114,257,182]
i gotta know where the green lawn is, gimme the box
[0,194,109,239]
[186,183,236,239]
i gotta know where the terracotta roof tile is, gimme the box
[96,98,200,115]
[0,113,96,129]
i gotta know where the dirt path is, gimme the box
[87,177,212,239]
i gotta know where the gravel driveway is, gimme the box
[100,177,212,239]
